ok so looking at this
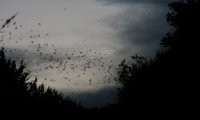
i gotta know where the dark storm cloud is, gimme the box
[100,0,175,56]
[112,7,169,55]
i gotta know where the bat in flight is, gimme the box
[1,13,18,30]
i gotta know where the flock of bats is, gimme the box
[0,13,119,88]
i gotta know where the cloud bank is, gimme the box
[99,0,175,57]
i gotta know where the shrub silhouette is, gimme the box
[0,48,83,114]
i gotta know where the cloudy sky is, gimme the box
[0,0,175,108]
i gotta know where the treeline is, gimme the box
[0,48,83,114]
[115,0,199,116]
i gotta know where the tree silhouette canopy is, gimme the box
[116,0,199,116]
[0,48,83,114]
[161,0,200,50]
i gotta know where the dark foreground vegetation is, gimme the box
[0,0,199,117]
[115,0,199,116]
[0,48,84,114]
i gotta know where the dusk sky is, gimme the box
[0,0,175,108]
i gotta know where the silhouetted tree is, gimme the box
[161,0,200,50]
[0,48,83,114]
[161,0,199,97]
[117,0,200,117]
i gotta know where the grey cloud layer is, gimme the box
[100,0,174,56]
[101,0,175,5]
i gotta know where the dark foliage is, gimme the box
[0,48,83,114]
[117,0,199,117]
[161,0,200,52]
